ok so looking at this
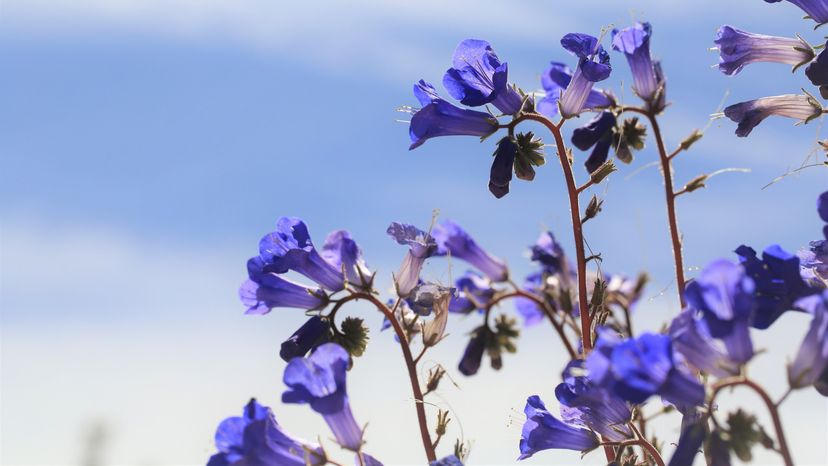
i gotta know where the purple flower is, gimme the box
[724,94,822,137]
[571,111,616,174]
[407,282,454,316]
[240,262,328,314]
[788,291,828,394]
[321,230,373,290]
[736,244,818,328]
[684,259,755,363]
[537,62,613,118]
[558,33,612,118]
[518,395,600,459]
[450,270,494,314]
[668,409,707,466]
[207,399,324,466]
[669,309,741,377]
[430,456,464,466]
[258,217,345,291]
[514,272,546,326]
[387,222,439,297]
[489,136,516,198]
[458,328,487,376]
[764,0,828,24]
[554,360,632,441]
[282,343,364,450]
[799,239,828,285]
[530,231,570,276]
[714,26,813,76]
[819,190,828,223]
[612,22,660,101]
[432,220,508,282]
[442,39,523,114]
[409,80,499,150]
[280,315,331,362]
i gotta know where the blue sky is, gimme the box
[1,0,827,464]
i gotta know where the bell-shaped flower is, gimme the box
[282,343,364,451]
[432,220,508,282]
[612,22,660,101]
[530,231,570,276]
[518,395,600,459]
[537,62,613,118]
[764,0,828,25]
[279,315,331,362]
[207,399,325,466]
[669,309,741,377]
[258,217,345,291]
[387,222,439,297]
[442,39,523,114]
[554,360,632,441]
[723,94,822,137]
[514,272,546,326]
[788,291,828,394]
[558,33,612,118]
[684,259,755,363]
[571,111,617,174]
[668,409,707,466]
[239,263,328,314]
[458,327,487,376]
[714,26,813,76]
[321,230,373,290]
[420,284,452,347]
[449,270,494,314]
[488,136,516,198]
[409,80,499,150]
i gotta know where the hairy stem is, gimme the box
[709,377,794,466]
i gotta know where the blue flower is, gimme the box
[207,399,324,466]
[612,22,660,101]
[723,94,822,137]
[240,261,328,314]
[407,282,454,316]
[714,26,813,76]
[280,315,331,362]
[788,291,828,394]
[321,230,373,290]
[669,309,741,377]
[608,332,705,407]
[258,217,345,291]
[409,80,499,150]
[449,270,494,314]
[518,395,599,459]
[571,111,617,174]
[514,272,546,326]
[537,62,613,118]
[489,136,516,198]
[458,327,488,376]
[432,220,508,282]
[736,244,817,328]
[530,231,570,276]
[282,343,364,450]
[667,409,707,466]
[764,0,828,25]
[430,455,464,466]
[684,259,755,364]
[360,453,384,466]
[554,360,632,441]
[819,190,828,223]
[558,33,612,118]
[387,222,439,297]
[442,39,523,115]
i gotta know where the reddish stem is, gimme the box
[486,290,577,359]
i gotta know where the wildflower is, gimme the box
[321,230,373,289]
[612,22,660,101]
[723,94,822,137]
[420,284,452,347]
[788,291,828,395]
[449,270,494,314]
[764,0,828,25]
[442,39,523,114]
[554,360,632,441]
[458,328,487,376]
[799,239,828,285]
[518,395,600,459]
[387,222,439,297]
[537,62,613,118]
[558,33,612,118]
[489,137,516,198]
[669,309,741,377]
[430,455,464,466]
[432,220,508,282]
[571,111,617,174]
[714,26,813,76]
[280,315,331,362]
[239,264,327,314]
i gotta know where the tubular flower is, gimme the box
[612,22,660,101]
[207,399,324,466]
[442,39,523,114]
[458,327,487,376]
[258,217,345,291]
[764,0,828,25]
[571,111,617,174]
[279,315,331,362]
[723,94,822,137]
[282,343,364,451]
[321,230,373,290]
[669,308,741,377]
[518,395,600,459]
[714,26,814,76]
[537,62,613,118]
[387,222,439,297]
[432,220,508,282]
[558,33,612,118]
[240,259,328,314]
[408,80,498,150]
[799,239,828,286]
[788,291,828,394]
[489,136,516,198]
[449,270,494,314]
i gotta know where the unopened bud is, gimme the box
[426,366,446,393]
[590,160,617,184]
[683,174,709,193]
[679,129,704,151]
[582,194,604,224]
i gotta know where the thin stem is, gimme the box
[330,293,437,462]
[509,113,592,352]
[485,290,577,359]
[710,377,794,466]
[620,106,686,308]
[629,423,665,466]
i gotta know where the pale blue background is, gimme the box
[1,0,827,464]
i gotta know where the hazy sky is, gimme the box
[2,0,827,464]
